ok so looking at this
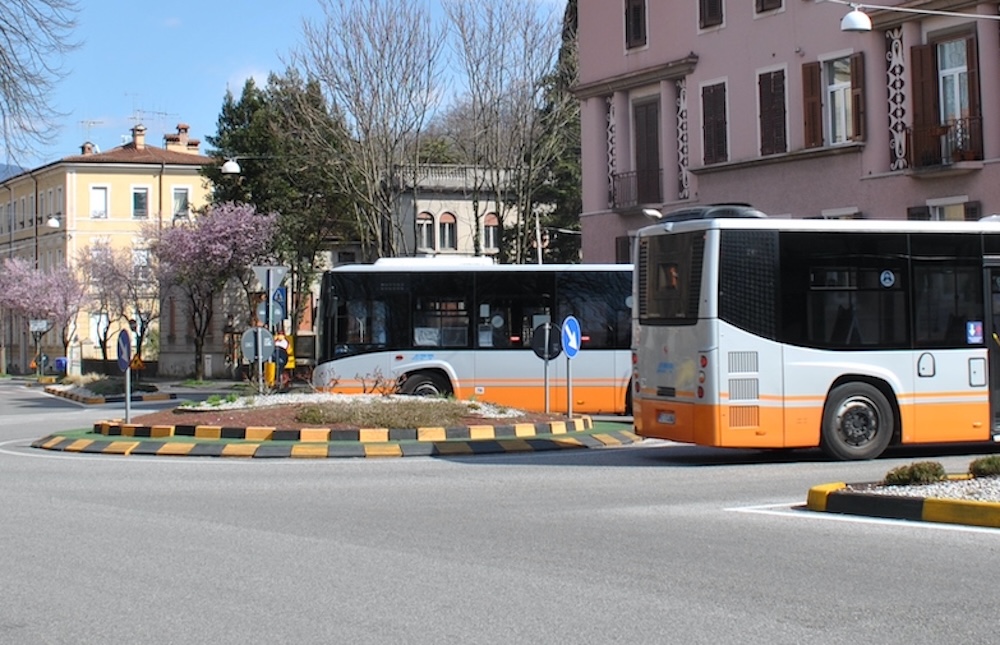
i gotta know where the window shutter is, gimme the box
[849,52,866,141]
[965,36,982,157]
[910,44,936,127]
[702,84,728,164]
[759,71,786,155]
[802,62,823,148]
[615,236,632,264]
[700,0,723,28]
[907,206,931,220]
[964,201,981,221]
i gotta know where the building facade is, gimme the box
[1,124,212,375]
[576,0,1000,263]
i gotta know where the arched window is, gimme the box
[484,213,500,250]
[439,212,457,250]
[417,211,435,250]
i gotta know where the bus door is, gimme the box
[986,266,1000,438]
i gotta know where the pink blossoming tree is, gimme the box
[149,202,277,379]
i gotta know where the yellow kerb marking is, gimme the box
[923,498,1000,528]
[591,433,622,446]
[359,429,389,443]
[194,425,222,440]
[364,444,403,457]
[298,428,330,442]
[245,427,274,441]
[417,427,446,442]
[468,425,496,440]
[550,437,585,448]
[496,439,533,452]
[514,423,537,437]
[65,439,93,452]
[548,421,567,434]
[157,443,195,456]
[120,424,140,436]
[291,445,329,459]
[150,425,174,438]
[221,444,259,458]
[806,483,846,512]
[103,441,139,455]
[40,436,64,449]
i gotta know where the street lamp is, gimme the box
[828,0,1000,32]
[221,158,242,174]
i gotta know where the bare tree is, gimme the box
[292,0,444,259]
[441,0,570,264]
[0,0,80,162]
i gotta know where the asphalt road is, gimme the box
[2,378,1000,644]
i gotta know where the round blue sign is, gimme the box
[561,316,581,359]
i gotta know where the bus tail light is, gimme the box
[697,386,704,398]
[700,354,708,368]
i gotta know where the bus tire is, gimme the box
[400,372,451,398]
[820,382,893,461]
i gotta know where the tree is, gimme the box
[203,71,356,341]
[440,0,570,263]
[77,242,160,370]
[292,0,444,259]
[148,203,277,380]
[0,257,85,372]
[0,0,80,162]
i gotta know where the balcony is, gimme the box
[612,169,663,210]
[907,117,982,174]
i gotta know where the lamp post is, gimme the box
[827,0,1000,32]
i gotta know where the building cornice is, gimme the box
[868,0,993,29]
[573,54,699,100]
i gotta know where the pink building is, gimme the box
[576,0,1000,263]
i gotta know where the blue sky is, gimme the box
[20,0,567,168]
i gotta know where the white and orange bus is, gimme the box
[632,206,1000,459]
[312,258,633,414]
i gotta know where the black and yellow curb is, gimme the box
[31,417,644,459]
[44,386,176,405]
[806,481,1000,529]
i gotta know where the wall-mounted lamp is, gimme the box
[829,0,1000,33]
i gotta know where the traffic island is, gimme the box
[31,418,642,459]
[806,481,1000,529]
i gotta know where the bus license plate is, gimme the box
[657,411,676,425]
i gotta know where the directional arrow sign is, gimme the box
[561,315,581,360]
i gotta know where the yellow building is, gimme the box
[0,123,212,375]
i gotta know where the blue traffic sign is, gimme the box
[116,330,132,372]
[561,316,581,360]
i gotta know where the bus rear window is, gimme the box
[637,232,704,324]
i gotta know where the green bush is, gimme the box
[883,461,946,486]
[969,455,1000,478]
[295,398,480,428]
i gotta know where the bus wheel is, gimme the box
[821,382,893,460]
[400,372,451,398]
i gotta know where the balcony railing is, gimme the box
[907,116,982,168]
[612,169,662,209]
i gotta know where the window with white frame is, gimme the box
[439,212,457,250]
[55,186,62,215]
[483,213,499,250]
[416,212,435,250]
[132,187,149,218]
[826,57,852,144]
[90,186,108,219]
[172,187,190,218]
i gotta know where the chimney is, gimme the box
[132,124,147,149]
[80,142,95,155]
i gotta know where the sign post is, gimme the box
[252,265,288,394]
[531,321,561,413]
[117,330,132,423]
[561,316,581,417]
